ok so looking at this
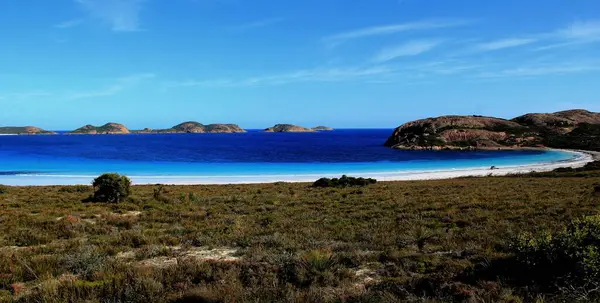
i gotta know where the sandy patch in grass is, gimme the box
[118,246,240,268]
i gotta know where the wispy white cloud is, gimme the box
[474,38,537,51]
[536,20,600,50]
[76,0,147,32]
[165,66,393,88]
[233,17,285,31]
[323,19,471,46]
[372,39,443,62]
[0,92,54,102]
[55,18,84,29]
[476,61,600,78]
[556,20,600,40]
[66,73,155,99]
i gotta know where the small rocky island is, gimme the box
[264,124,316,132]
[135,122,246,134]
[385,109,600,150]
[71,123,131,135]
[69,122,246,134]
[0,126,56,135]
[312,126,334,131]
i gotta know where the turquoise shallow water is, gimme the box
[0,129,579,185]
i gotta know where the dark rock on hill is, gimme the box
[0,126,56,135]
[385,109,600,151]
[71,123,130,134]
[264,124,315,133]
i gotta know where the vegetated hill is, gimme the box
[0,126,56,135]
[385,109,600,151]
[312,126,334,131]
[264,124,315,132]
[512,109,600,134]
[70,123,130,134]
[134,122,246,134]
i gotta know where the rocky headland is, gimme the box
[385,109,600,151]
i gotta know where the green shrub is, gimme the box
[0,185,8,194]
[509,215,600,286]
[92,173,131,203]
[312,175,377,188]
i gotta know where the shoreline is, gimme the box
[0,149,594,186]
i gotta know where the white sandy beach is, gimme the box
[0,149,595,186]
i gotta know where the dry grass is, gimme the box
[0,173,599,302]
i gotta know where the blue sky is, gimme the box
[1,0,599,129]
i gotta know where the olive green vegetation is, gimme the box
[91,173,131,203]
[1,170,600,302]
[543,123,600,151]
[312,175,377,188]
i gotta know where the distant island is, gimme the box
[134,122,246,134]
[68,122,246,135]
[385,109,600,151]
[0,126,56,135]
[264,124,333,132]
[71,123,131,135]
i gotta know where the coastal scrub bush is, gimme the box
[92,173,131,203]
[312,175,377,188]
[0,185,8,194]
[509,215,600,287]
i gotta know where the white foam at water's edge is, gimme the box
[0,149,593,186]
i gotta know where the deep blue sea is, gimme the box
[0,129,577,185]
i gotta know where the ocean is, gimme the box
[0,129,577,185]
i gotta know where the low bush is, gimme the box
[312,175,377,188]
[0,185,8,195]
[509,215,600,288]
[92,173,131,203]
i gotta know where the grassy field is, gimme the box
[1,172,599,302]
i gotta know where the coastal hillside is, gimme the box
[71,123,130,135]
[385,109,600,150]
[512,109,600,134]
[135,122,246,134]
[0,126,55,135]
[265,124,315,132]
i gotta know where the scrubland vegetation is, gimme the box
[1,168,600,302]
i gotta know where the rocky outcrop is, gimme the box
[264,124,315,133]
[0,126,56,135]
[512,110,600,134]
[171,122,208,133]
[135,122,246,134]
[71,123,130,135]
[312,126,334,131]
[385,109,600,150]
[203,124,246,133]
